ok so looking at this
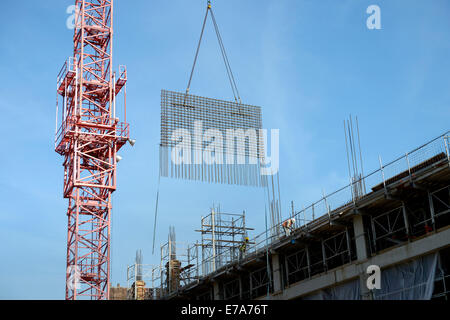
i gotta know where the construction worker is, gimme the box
[239,237,249,260]
[282,218,296,237]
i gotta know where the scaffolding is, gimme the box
[196,207,254,274]
[126,263,162,300]
[158,227,199,296]
[126,250,150,300]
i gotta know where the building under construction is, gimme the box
[119,132,450,300]
[117,133,450,300]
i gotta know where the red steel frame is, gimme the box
[55,0,129,300]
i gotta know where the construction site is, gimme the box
[46,0,450,301]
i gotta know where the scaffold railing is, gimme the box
[127,264,163,300]
[55,115,130,153]
[56,57,76,94]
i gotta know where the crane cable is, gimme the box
[152,173,161,255]
[186,1,242,103]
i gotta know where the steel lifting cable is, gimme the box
[186,1,242,103]
[152,144,167,255]
[210,8,241,103]
[186,4,210,95]
[152,173,161,255]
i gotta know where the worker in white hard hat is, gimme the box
[282,218,296,237]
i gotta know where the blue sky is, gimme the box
[0,0,449,299]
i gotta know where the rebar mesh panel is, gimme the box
[161,90,263,155]
[160,89,266,187]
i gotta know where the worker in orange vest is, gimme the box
[282,218,296,237]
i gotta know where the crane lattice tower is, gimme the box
[55,0,129,300]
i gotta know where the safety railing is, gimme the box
[127,264,163,300]
[54,115,76,152]
[118,65,127,81]
[287,131,450,233]
[57,57,76,92]
[116,122,130,140]
[55,116,130,151]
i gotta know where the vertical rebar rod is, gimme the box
[277,172,282,233]
[350,116,360,181]
[356,116,366,193]
[344,120,355,202]
[271,171,277,237]
[290,201,294,221]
